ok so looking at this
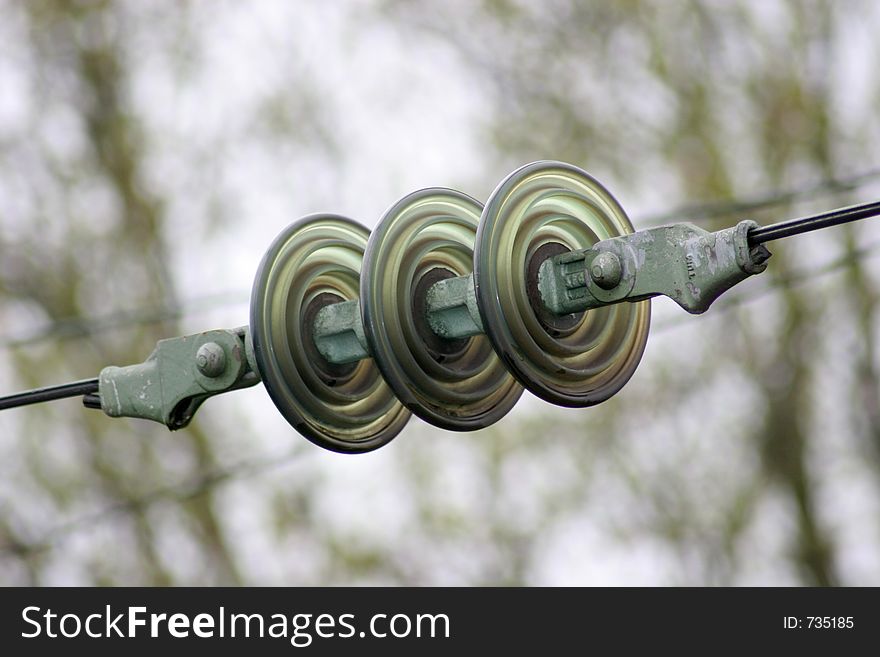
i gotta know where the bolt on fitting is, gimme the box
[589,251,623,290]
[196,342,227,378]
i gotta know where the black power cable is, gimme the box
[749,200,880,244]
[0,378,99,411]
[0,199,878,414]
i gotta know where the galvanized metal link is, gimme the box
[312,299,370,364]
[312,272,484,365]
[99,327,259,430]
[538,220,772,315]
[425,272,484,340]
[314,219,773,368]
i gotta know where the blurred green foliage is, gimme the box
[1,0,879,585]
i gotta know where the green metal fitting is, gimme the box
[313,299,370,364]
[312,272,483,364]
[425,272,484,340]
[538,220,772,315]
[313,220,772,367]
[98,327,259,430]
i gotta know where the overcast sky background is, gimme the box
[2,0,880,585]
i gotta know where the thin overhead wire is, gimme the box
[0,290,250,351]
[0,377,98,410]
[748,200,880,244]
[4,237,879,557]
[0,446,306,558]
[639,167,880,226]
[0,166,878,353]
[0,167,876,568]
[0,246,880,557]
